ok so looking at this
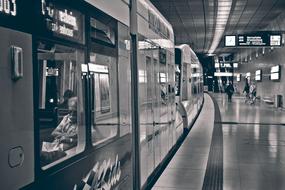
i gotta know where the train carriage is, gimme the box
[0,0,203,190]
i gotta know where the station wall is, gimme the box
[235,46,285,102]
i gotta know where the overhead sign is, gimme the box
[238,33,282,47]
[224,32,282,47]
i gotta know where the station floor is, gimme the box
[153,93,285,190]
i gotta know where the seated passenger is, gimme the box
[58,89,74,109]
[51,97,78,147]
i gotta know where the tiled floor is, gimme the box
[153,93,285,190]
[215,93,285,190]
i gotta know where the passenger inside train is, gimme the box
[51,96,78,146]
[41,97,78,166]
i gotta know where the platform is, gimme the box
[153,93,285,190]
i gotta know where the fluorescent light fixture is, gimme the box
[214,72,233,77]
[208,0,232,54]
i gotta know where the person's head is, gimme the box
[63,90,74,101]
[68,97,77,123]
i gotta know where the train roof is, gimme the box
[139,0,173,37]
[84,0,174,41]
[176,44,200,65]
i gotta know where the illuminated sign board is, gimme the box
[238,33,282,47]
[88,63,109,73]
[270,65,281,81]
[46,68,58,76]
[214,72,233,77]
[0,0,17,16]
[225,35,236,47]
[41,0,84,44]
[215,62,236,68]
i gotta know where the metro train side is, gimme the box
[0,0,203,189]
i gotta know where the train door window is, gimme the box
[37,42,85,168]
[181,63,188,101]
[89,53,118,145]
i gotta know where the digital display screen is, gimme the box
[271,65,280,73]
[255,75,261,81]
[255,70,262,81]
[225,35,236,47]
[237,33,282,47]
[41,0,85,44]
[271,73,279,80]
[270,65,281,81]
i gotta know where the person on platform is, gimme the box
[226,81,234,102]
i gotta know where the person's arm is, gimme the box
[59,125,78,143]
[51,115,69,138]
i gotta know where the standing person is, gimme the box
[226,81,234,102]
[249,82,257,104]
[243,80,250,103]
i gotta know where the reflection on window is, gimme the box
[90,53,118,145]
[38,42,85,168]
[90,17,115,45]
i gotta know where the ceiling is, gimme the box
[150,0,285,56]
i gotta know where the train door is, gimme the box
[153,52,162,167]
[145,55,155,177]
[0,27,34,189]
[158,48,169,160]
[168,61,176,147]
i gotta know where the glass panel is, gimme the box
[90,53,118,145]
[38,42,85,168]
[90,17,115,45]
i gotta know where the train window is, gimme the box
[89,53,118,145]
[37,42,85,169]
[90,17,115,46]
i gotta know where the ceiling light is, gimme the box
[208,0,232,54]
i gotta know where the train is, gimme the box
[0,0,203,189]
